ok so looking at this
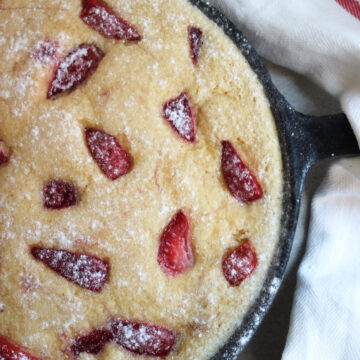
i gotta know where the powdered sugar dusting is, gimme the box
[188,25,203,65]
[47,43,104,98]
[84,128,131,180]
[162,91,196,142]
[0,0,283,359]
[0,336,39,360]
[221,141,263,203]
[30,247,109,292]
[111,319,176,357]
[66,328,113,357]
[222,240,258,286]
[31,39,58,64]
[81,3,141,41]
[42,180,77,210]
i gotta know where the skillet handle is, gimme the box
[287,112,360,178]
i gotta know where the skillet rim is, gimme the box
[187,1,302,358]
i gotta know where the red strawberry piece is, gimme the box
[31,39,58,64]
[110,319,176,357]
[42,180,77,210]
[30,247,109,292]
[162,92,196,143]
[66,328,113,358]
[158,210,194,276]
[80,0,141,41]
[222,240,257,286]
[84,128,131,181]
[0,335,40,360]
[221,141,263,203]
[47,43,104,99]
[188,26,203,66]
[0,140,9,165]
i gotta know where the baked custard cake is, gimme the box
[0,0,283,359]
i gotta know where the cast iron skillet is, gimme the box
[188,0,360,359]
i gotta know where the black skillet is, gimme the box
[187,0,360,359]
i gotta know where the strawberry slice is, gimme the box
[30,247,109,292]
[31,39,58,64]
[221,141,263,203]
[162,92,196,143]
[80,0,141,41]
[0,335,40,360]
[84,128,131,181]
[0,140,9,165]
[110,319,176,357]
[157,210,194,276]
[188,26,203,65]
[42,180,77,210]
[47,43,104,99]
[66,328,113,358]
[222,240,257,286]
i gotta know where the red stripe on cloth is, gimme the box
[335,0,360,20]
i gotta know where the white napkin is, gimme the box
[207,0,360,358]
